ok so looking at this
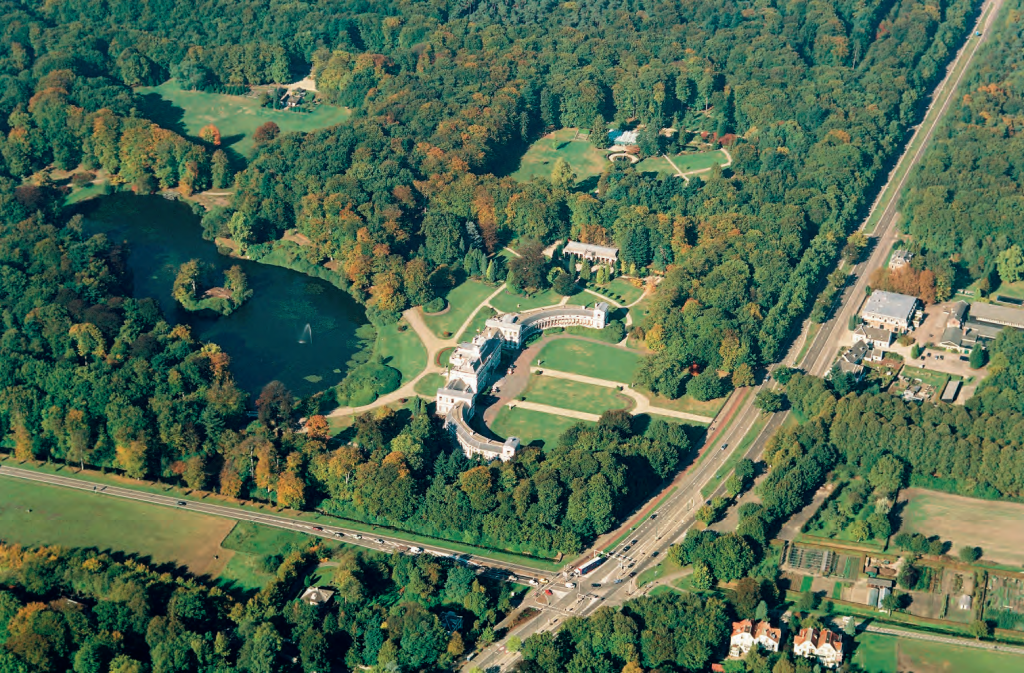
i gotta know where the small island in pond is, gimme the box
[173,259,252,316]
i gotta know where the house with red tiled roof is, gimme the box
[793,627,844,668]
[729,619,782,657]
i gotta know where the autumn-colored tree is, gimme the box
[622,662,644,673]
[253,121,280,145]
[12,415,35,461]
[305,415,329,440]
[116,437,149,479]
[199,124,221,146]
[219,466,244,498]
[276,471,306,508]
[183,455,207,491]
[255,443,278,490]
[447,632,466,657]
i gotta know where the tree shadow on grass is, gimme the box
[136,92,188,138]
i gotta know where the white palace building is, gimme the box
[436,302,609,462]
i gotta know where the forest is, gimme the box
[899,0,1024,294]
[0,540,517,673]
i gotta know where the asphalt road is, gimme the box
[0,464,552,580]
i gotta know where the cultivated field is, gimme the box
[489,406,588,449]
[535,339,642,384]
[899,488,1024,566]
[521,376,633,415]
[137,80,351,156]
[0,479,234,577]
[511,129,610,183]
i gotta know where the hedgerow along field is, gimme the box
[137,80,352,157]
[898,488,1024,567]
[510,129,610,183]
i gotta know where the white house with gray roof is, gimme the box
[860,290,920,333]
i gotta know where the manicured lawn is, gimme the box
[628,296,654,326]
[648,584,684,597]
[375,322,426,384]
[0,478,234,577]
[522,376,633,415]
[852,631,1024,673]
[459,305,498,340]
[137,80,351,156]
[636,150,728,176]
[422,280,495,337]
[535,339,642,384]
[511,129,610,183]
[608,278,644,304]
[414,373,446,397]
[490,287,563,314]
[489,406,588,450]
[648,391,728,418]
[993,280,1024,301]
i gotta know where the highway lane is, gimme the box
[0,464,555,580]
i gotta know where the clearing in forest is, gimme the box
[898,488,1024,566]
[137,80,351,156]
[636,149,728,177]
[511,129,610,183]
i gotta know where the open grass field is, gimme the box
[522,376,632,415]
[137,81,351,156]
[636,150,728,176]
[490,287,563,313]
[0,478,234,577]
[535,339,642,384]
[414,372,446,397]
[422,280,495,337]
[510,129,610,183]
[899,488,1024,567]
[375,321,426,384]
[993,280,1024,301]
[648,391,728,418]
[489,406,588,449]
[851,631,1024,673]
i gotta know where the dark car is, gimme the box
[312,526,324,531]
[629,572,637,578]
[591,583,601,588]
[177,501,187,506]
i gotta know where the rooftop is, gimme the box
[854,325,893,343]
[969,301,1024,327]
[563,240,619,257]
[862,291,918,321]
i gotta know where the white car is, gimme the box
[528,579,538,586]
[409,546,423,554]
[565,582,576,589]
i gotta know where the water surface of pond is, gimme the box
[78,194,366,399]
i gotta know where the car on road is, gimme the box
[650,514,657,519]
[177,501,187,506]
[565,582,576,589]
[628,572,636,578]
[721,443,728,450]
[312,526,324,531]
[544,589,552,596]
[409,547,423,554]
[650,551,659,557]
[591,583,601,588]
[508,575,517,582]
[375,538,385,545]
[334,532,344,537]
[353,534,362,540]
[528,579,538,586]
[627,562,635,568]
[631,539,638,544]
[622,545,631,553]
[614,579,624,584]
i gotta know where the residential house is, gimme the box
[938,320,1000,354]
[860,291,920,333]
[793,627,844,668]
[729,620,782,657]
[852,325,893,349]
[298,586,335,607]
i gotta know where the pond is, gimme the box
[76,194,367,399]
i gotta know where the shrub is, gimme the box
[424,297,446,313]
